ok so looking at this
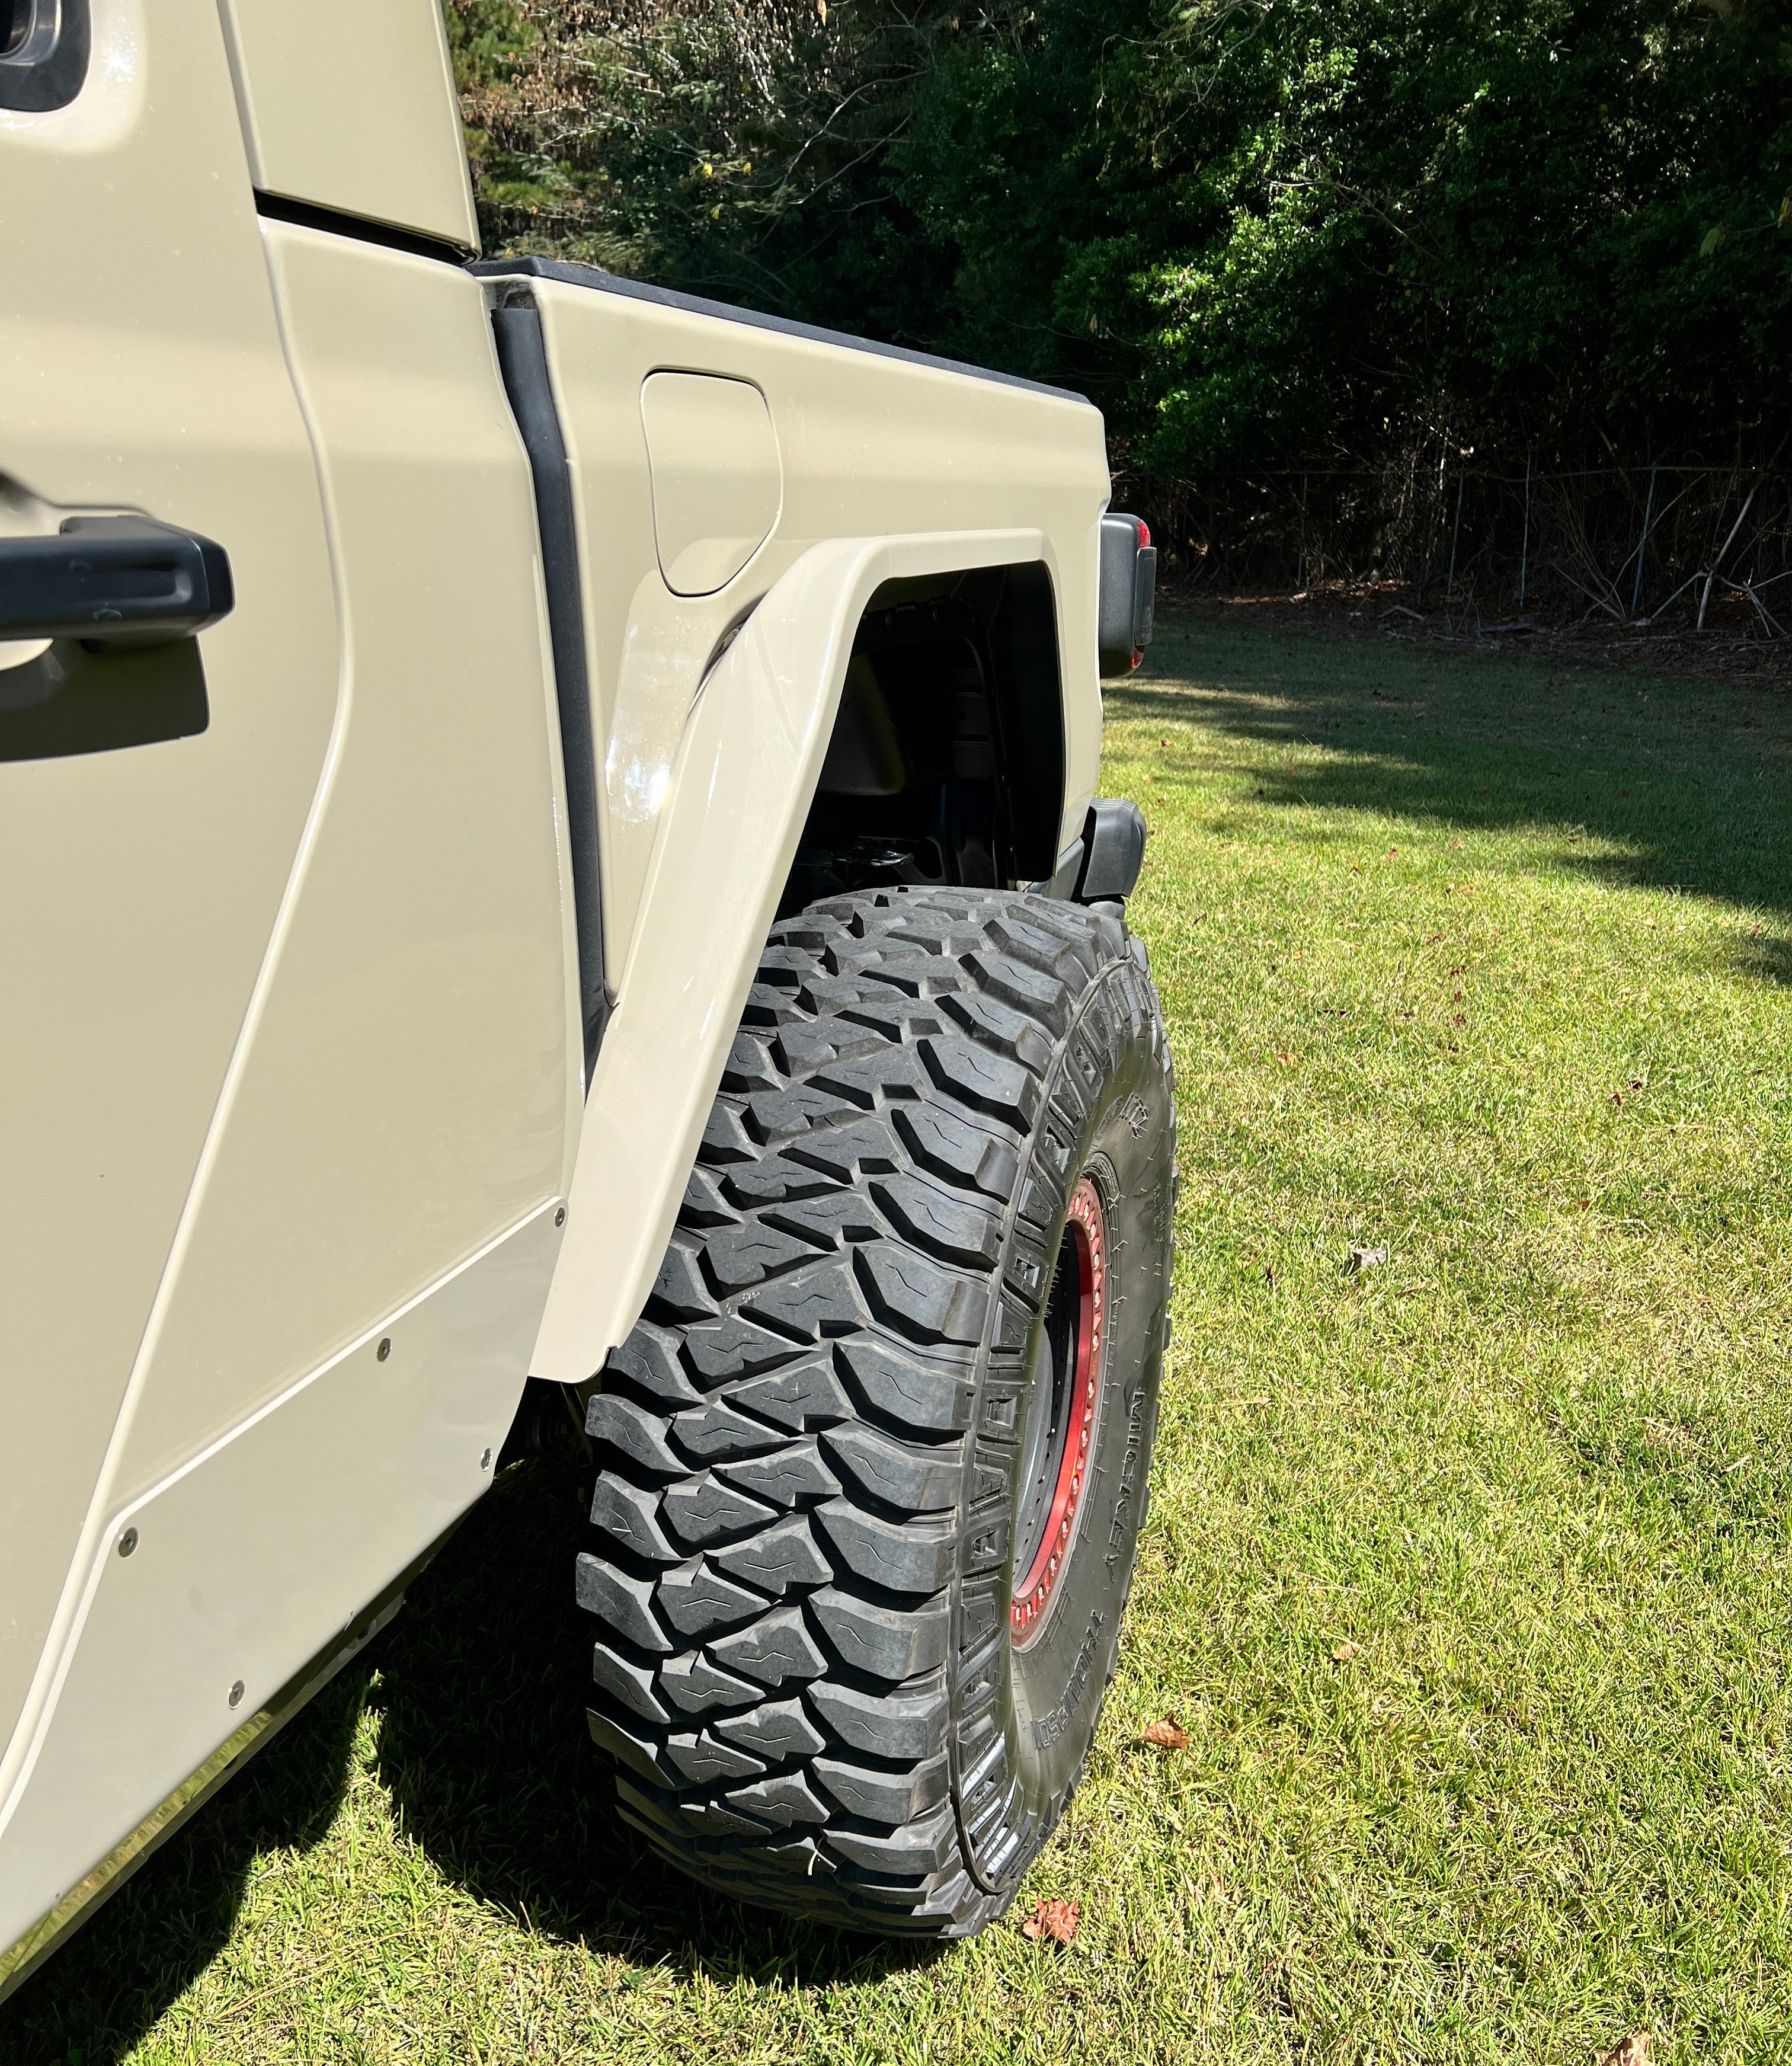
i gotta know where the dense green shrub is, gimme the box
[446,1,1792,484]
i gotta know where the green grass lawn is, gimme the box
[9,615,1792,2064]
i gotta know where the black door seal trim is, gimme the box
[488,293,610,1082]
[254,191,474,268]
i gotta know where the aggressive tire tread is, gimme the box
[575,886,1174,1936]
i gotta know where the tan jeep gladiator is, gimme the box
[0,0,1169,1988]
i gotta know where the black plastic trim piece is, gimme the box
[254,191,475,268]
[1074,797,1147,903]
[472,257,1089,404]
[0,0,88,112]
[1097,513,1157,678]
[489,296,610,1082]
[0,517,232,645]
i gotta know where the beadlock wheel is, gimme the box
[574,885,1176,1937]
[1010,1178,1106,1650]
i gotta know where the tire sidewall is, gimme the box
[990,951,1176,1830]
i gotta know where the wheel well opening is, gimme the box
[778,561,1065,917]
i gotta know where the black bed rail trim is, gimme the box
[471,257,1089,404]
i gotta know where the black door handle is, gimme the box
[0,516,233,645]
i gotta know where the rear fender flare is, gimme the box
[530,527,1051,1383]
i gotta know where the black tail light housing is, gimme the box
[1097,512,1157,677]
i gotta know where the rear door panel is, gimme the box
[0,0,342,1780]
[110,227,577,1506]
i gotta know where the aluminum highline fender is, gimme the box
[529,526,1052,1385]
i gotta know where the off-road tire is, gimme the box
[575,885,1176,1936]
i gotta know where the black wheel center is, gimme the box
[1012,1229,1078,1589]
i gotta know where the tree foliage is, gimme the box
[445,0,1792,475]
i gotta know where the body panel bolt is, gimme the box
[376,1338,391,1361]
[117,1527,138,1558]
[554,1206,566,1227]
[228,1681,245,1709]
[479,1447,493,1470]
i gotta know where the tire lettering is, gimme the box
[1106,1383,1149,1569]
[1031,1610,1106,1748]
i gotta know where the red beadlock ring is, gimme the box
[1010,1178,1107,1649]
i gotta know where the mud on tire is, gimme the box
[575,885,1176,1936]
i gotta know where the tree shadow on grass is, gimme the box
[366,1460,931,1992]
[0,1664,366,2064]
[1115,621,1792,970]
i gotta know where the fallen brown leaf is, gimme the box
[1020,1897,1080,1944]
[1332,1640,1361,1661]
[1598,2035,1650,2066]
[1275,1050,1294,1065]
[1142,1719,1191,1750]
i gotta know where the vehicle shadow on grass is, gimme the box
[0,1665,367,2064]
[0,1463,920,2062]
[1116,618,1792,976]
[366,1460,931,1991]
